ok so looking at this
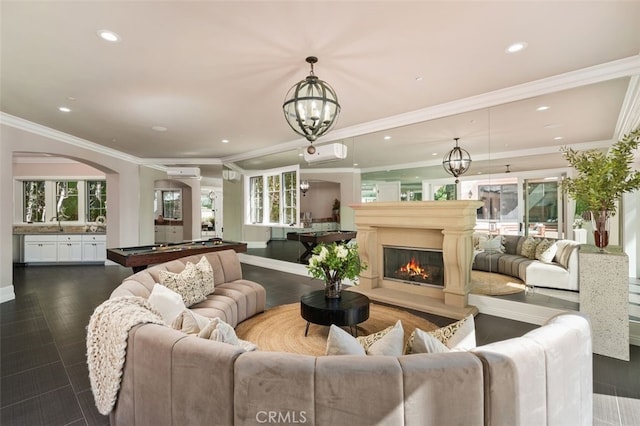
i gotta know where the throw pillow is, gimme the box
[428,315,476,351]
[535,239,558,263]
[325,324,367,356]
[520,237,540,259]
[171,309,211,334]
[473,233,488,250]
[158,256,214,307]
[325,321,405,356]
[148,283,186,325]
[406,328,450,354]
[478,235,504,253]
[198,317,258,351]
[359,320,404,356]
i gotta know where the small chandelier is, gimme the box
[283,56,341,150]
[442,137,472,183]
[300,180,310,196]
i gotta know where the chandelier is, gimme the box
[300,180,310,196]
[283,56,341,151]
[442,137,472,183]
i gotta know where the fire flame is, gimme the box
[398,258,429,279]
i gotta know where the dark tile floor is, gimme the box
[1,260,639,425]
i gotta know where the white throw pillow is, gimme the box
[326,320,405,356]
[428,315,476,351]
[198,317,258,351]
[479,235,504,253]
[158,256,214,307]
[407,328,451,354]
[537,241,558,264]
[363,320,404,356]
[325,325,366,356]
[148,283,186,325]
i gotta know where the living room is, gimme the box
[1,1,640,425]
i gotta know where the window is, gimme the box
[23,181,46,222]
[246,165,299,226]
[477,184,518,221]
[86,180,107,222]
[282,171,297,224]
[433,184,457,201]
[162,190,182,220]
[55,181,79,221]
[267,175,281,223]
[249,176,264,224]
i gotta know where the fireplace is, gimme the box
[383,246,444,287]
[352,200,483,319]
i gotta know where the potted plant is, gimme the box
[560,127,640,251]
[307,242,367,298]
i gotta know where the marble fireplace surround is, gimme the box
[351,200,483,319]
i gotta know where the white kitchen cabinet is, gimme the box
[156,225,183,243]
[82,234,107,262]
[57,235,83,262]
[24,235,58,262]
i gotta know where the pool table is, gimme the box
[107,238,247,273]
[286,230,357,262]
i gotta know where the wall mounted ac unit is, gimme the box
[166,167,201,179]
[303,143,348,164]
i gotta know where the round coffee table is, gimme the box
[300,290,370,337]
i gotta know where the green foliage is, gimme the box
[306,242,367,283]
[560,128,640,216]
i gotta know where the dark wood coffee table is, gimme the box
[300,290,370,337]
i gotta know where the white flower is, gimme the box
[317,246,328,262]
[336,245,348,259]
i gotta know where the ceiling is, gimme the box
[2,1,640,184]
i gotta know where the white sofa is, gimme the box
[473,234,580,291]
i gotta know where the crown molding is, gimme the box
[1,112,142,164]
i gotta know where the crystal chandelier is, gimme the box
[442,137,472,183]
[283,56,340,152]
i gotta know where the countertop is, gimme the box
[13,225,106,235]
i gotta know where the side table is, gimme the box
[300,290,370,336]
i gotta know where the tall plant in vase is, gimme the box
[560,128,640,252]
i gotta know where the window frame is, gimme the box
[244,165,300,226]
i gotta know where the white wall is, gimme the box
[1,121,151,302]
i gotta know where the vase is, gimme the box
[591,210,610,252]
[325,278,342,299]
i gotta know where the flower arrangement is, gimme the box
[572,218,584,229]
[307,242,367,297]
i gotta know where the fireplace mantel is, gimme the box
[351,200,483,319]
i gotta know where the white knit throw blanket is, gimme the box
[87,296,164,415]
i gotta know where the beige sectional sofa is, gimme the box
[473,234,581,291]
[105,250,593,426]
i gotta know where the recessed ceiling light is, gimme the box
[505,41,527,54]
[67,96,76,102]
[415,76,423,81]
[298,153,304,157]
[383,135,391,140]
[554,136,564,140]
[151,126,167,132]
[544,123,562,129]
[221,139,229,144]
[536,106,550,111]
[353,163,359,167]
[58,106,71,112]
[431,152,438,156]
[97,30,120,42]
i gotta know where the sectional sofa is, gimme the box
[102,250,592,426]
[473,234,581,291]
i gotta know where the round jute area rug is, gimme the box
[470,270,526,296]
[235,302,438,356]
